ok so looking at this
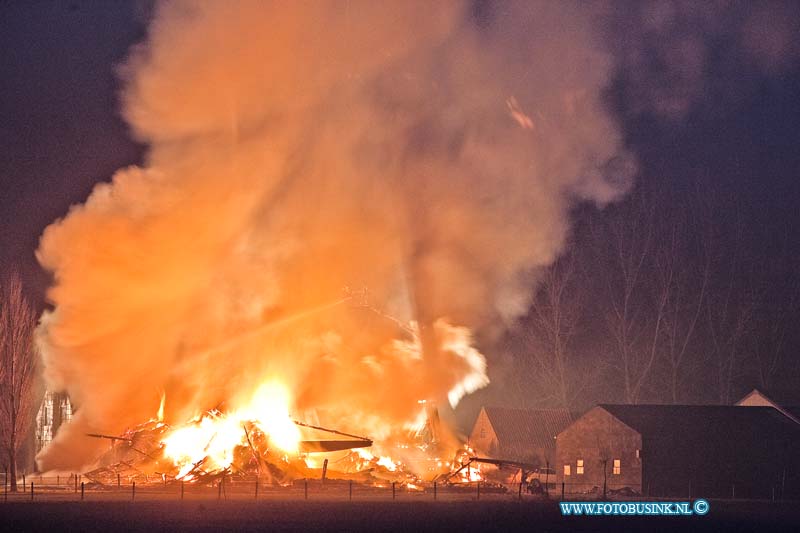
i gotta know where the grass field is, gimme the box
[1,494,798,532]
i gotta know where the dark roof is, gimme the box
[784,406,800,420]
[737,389,800,424]
[598,404,800,438]
[483,407,575,450]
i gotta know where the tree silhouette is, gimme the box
[0,273,40,492]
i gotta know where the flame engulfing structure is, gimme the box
[35,0,633,472]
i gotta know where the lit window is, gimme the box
[613,459,621,475]
[576,459,584,475]
[62,397,73,423]
[563,464,571,476]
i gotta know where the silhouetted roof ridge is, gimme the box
[595,404,800,437]
[484,405,574,414]
[598,403,762,408]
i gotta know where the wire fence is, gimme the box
[0,475,520,503]
[0,475,793,503]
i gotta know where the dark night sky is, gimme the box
[1,2,799,415]
[1,1,147,298]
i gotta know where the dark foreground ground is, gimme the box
[1,499,798,532]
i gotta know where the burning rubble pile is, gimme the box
[81,388,483,489]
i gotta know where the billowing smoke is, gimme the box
[35,0,633,470]
[608,0,800,120]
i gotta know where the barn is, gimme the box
[469,406,574,467]
[556,404,800,499]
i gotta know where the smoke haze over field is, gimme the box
[35,0,633,470]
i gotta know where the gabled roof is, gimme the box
[482,407,575,450]
[598,404,800,439]
[736,388,800,424]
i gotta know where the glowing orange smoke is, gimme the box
[34,1,633,475]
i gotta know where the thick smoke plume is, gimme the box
[36,0,632,470]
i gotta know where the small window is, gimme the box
[613,459,621,475]
[563,464,571,476]
[479,427,486,439]
[576,459,584,475]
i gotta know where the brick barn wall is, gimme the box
[555,407,642,493]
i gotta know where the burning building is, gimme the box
[33,1,633,481]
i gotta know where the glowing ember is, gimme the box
[162,380,300,477]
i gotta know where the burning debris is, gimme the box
[79,398,483,491]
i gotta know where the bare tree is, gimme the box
[703,212,757,404]
[657,202,709,404]
[0,273,40,492]
[752,290,798,391]
[522,250,586,409]
[596,436,611,499]
[749,229,799,391]
[594,188,669,404]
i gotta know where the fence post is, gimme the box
[392,482,396,500]
[561,482,565,500]
[433,482,437,501]
[304,479,308,500]
[518,480,522,500]
[75,474,78,494]
[132,481,136,502]
[30,482,34,501]
[81,482,85,501]
[118,474,121,488]
[57,475,60,485]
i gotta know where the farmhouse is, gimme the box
[556,405,800,499]
[469,406,574,466]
